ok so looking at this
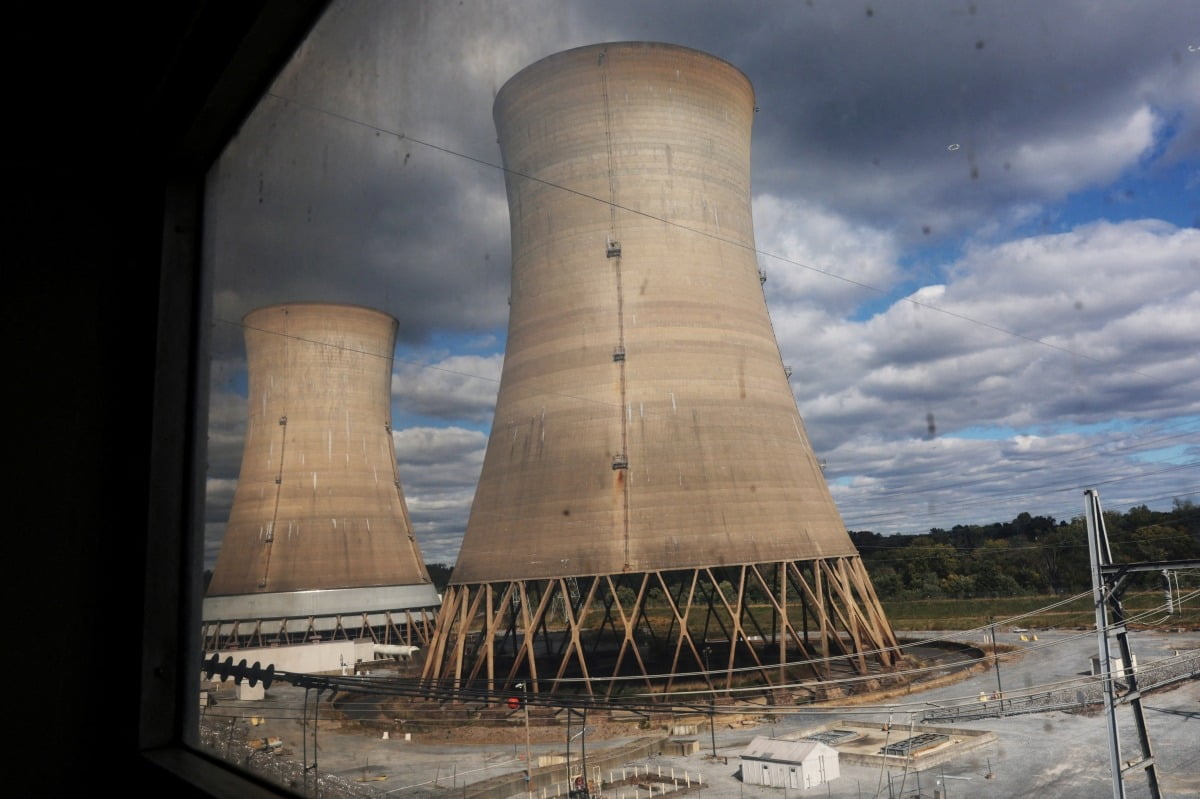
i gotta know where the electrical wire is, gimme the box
[202,92,1200,548]
[203,587,1197,717]
[260,92,1165,386]
[207,317,1200,549]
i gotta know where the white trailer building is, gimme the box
[740,736,839,789]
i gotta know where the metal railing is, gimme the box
[920,651,1199,723]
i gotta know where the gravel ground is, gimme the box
[200,627,1200,799]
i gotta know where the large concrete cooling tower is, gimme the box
[423,42,898,697]
[203,302,439,650]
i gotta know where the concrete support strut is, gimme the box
[202,605,437,651]
[421,556,898,698]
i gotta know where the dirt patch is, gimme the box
[329,693,645,744]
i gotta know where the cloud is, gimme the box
[205,108,513,349]
[392,353,503,423]
[1005,106,1158,196]
[200,1,1200,568]
[827,421,1200,535]
[791,219,1200,532]
[394,426,489,565]
[395,425,487,464]
[565,1,1200,243]
[202,1,560,354]
[753,194,902,314]
[202,389,252,555]
[799,220,1200,433]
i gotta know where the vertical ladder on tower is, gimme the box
[598,47,632,569]
[1084,489,1161,799]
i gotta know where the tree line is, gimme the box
[849,499,1199,600]
[422,500,1198,602]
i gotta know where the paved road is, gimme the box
[202,627,1200,798]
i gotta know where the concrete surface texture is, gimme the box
[421,40,897,697]
[203,302,440,649]
[457,41,857,583]
[201,627,1199,798]
[207,302,433,597]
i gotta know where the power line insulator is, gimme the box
[201,654,276,689]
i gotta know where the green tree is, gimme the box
[615,585,637,610]
[1038,521,1089,593]
[867,566,903,599]
[940,573,976,598]
[970,540,1022,596]
[425,563,454,593]
[905,539,959,580]
[1121,523,1189,561]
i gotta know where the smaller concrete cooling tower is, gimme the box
[203,302,439,648]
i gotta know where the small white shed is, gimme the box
[740,736,839,789]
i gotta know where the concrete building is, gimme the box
[741,737,840,789]
[203,302,439,654]
[423,42,897,697]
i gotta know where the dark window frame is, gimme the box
[135,3,332,795]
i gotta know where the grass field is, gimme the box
[880,591,1200,631]
[579,590,1199,637]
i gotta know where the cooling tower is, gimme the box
[202,302,439,649]
[423,42,897,697]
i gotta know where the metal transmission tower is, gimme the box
[1084,488,1200,799]
[422,42,899,699]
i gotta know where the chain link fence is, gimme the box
[198,716,384,799]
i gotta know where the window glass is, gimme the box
[198,0,1199,790]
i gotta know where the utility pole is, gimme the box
[704,646,717,759]
[302,687,313,795]
[990,618,1004,716]
[1085,488,1174,799]
[299,686,322,799]
[581,707,589,799]
[709,700,718,759]
[516,682,532,796]
[567,710,590,798]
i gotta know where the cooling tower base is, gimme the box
[422,556,899,699]
[202,584,440,650]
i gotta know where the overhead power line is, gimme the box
[262,89,1167,385]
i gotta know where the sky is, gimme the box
[201,0,1200,570]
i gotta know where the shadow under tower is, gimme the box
[423,42,898,698]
